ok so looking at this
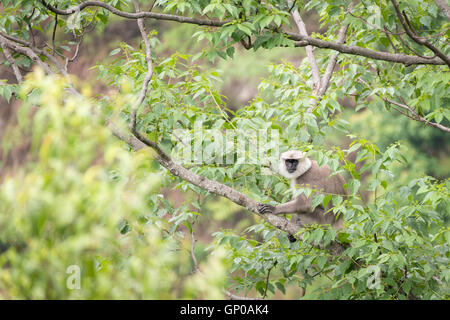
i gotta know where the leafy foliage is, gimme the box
[0,71,228,299]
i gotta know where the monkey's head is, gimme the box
[278,150,311,179]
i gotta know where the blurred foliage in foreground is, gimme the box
[0,70,227,299]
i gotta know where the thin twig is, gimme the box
[190,228,202,274]
[348,11,406,35]
[318,24,349,96]
[358,78,450,133]
[262,265,274,299]
[52,7,58,56]
[65,38,82,71]
[384,27,399,53]
[129,1,154,133]
[396,33,436,59]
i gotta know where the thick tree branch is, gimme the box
[39,0,446,66]
[288,31,445,66]
[106,120,146,151]
[391,0,450,67]
[40,0,228,27]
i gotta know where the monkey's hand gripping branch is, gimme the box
[257,203,276,215]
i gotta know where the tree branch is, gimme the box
[106,119,146,151]
[0,32,72,80]
[0,34,53,75]
[317,24,349,97]
[51,7,58,56]
[358,78,450,133]
[0,38,23,83]
[39,0,446,66]
[306,4,352,113]
[129,1,154,133]
[40,0,228,27]
[288,31,445,66]
[391,0,450,67]
[396,33,437,59]
[190,227,201,274]
[289,0,321,92]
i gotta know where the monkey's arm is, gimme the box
[258,194,313,215]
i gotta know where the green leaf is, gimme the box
[348,179,361,195]
[237,24,252,36]
[312,194,325,210]
[323,194,332,208]
[226,46,235,58]
[109,48,121,56]
[275,281,286,294]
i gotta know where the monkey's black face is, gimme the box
[285,159,299,173]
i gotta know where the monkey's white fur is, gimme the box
[278,150,312,198]
[278,150,312,179]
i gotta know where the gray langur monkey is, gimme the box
[258,150,347,235]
